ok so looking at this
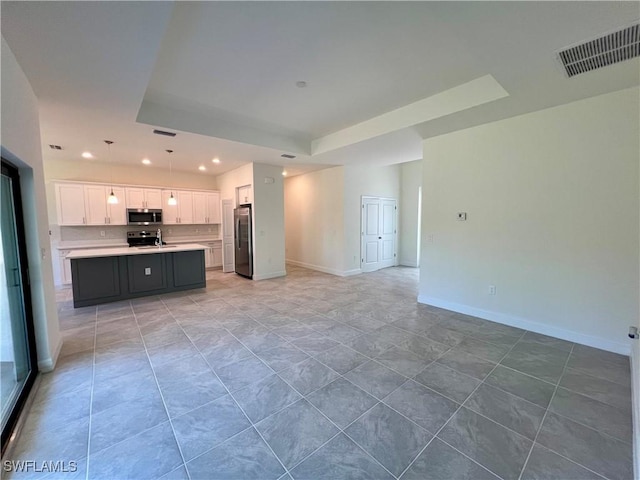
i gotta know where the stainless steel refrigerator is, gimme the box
[233,205,253,279]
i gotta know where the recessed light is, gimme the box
[142,158,151,165]
[81,151,93,159]
[198,165,206,171]
[296,81,307,88]
[212,157,220,164]
[282,170,288,176]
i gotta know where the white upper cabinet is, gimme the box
[85,185,127,225]
[56,183,87,225]
[193,191,221,224]
[192,192,207,224]
[237,185,252,205]
[177,191,194,224]
[125,187,162,209]
[161,190,193,224]
[107,186,127,225]
[84,184,109,225]
[206,192,221,224]
[55,182,219,226]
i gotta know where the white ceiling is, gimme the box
[2,2,639,177]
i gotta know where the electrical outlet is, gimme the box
[427,234,434,243]
[168,229,172,234]
[489,285,496,295]
[195,228,199,233]
[100,230,106,237]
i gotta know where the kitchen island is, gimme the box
[67,244,206,307]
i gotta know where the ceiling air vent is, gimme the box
[558,23,640,77]
[281,154,296,159]
[49,144,63,150]
[153,129,177,137]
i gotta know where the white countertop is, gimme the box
[66,243,207,259]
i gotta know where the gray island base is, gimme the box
[68,244,206,308]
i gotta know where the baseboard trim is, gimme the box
[417,295,631,355]
[399,260,419,268]
[630,340,640,480]
[37,337,62,372]
[286,259,361,277]
[252,271,287,281]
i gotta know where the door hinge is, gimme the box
[394,254,396,257]
[361,258,364,262]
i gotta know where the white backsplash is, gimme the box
[57,224,220,242]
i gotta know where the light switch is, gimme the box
[457,212,467,221]
[144,267,151,276]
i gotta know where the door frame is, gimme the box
[1,159,39,455]
[360,196,398,273]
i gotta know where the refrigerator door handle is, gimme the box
[236,218,241,249]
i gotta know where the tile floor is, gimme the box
[7,265,634,480]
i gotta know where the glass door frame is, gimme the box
[1,158,39,454]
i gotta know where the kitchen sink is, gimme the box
[136,245,177,250]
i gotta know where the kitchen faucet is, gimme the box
[155,228,163,248]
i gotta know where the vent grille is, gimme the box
[49,144,62,150]
[281,154,296,159]
[558,23,640,77]
[153,129,177,137]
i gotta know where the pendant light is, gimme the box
[105,140,118,204]
[166,149,177,206]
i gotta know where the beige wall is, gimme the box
[284,167,345,274]
[399,160,422,267]
[343,164,401,273]
[1,37,61,371]
[420,87,640,354]
[285,164,402,276]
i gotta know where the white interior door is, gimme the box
[380,198,397,268]
[361,196,397,273]
[222,199,235,272]
[361,197,381,273]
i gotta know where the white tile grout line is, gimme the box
[156,296,293,479]
[83,306,98,480]
[515,343,614,480]
[395,328,529,480]
[130,300,193,480]
[71,273,629,479]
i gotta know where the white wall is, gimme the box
[1,37,61,371]
[284,167,345,275]
[399,160,422,267]
[343,164,400,274]
[420,87,640,354]
[252,163,286,280]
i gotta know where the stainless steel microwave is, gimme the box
[127,209,163,226]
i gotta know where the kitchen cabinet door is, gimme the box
[144,189,163,209]
[84,184,109,225]
[192,192,207,224]
[56,183,87,225]
[177,191,194,224]
[161,190,179,224]
[206,192,221,224]
[107,186,127,225]
[212,245,223,267]
[125,188,145,209]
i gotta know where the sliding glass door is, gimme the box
[1,159,38,453]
